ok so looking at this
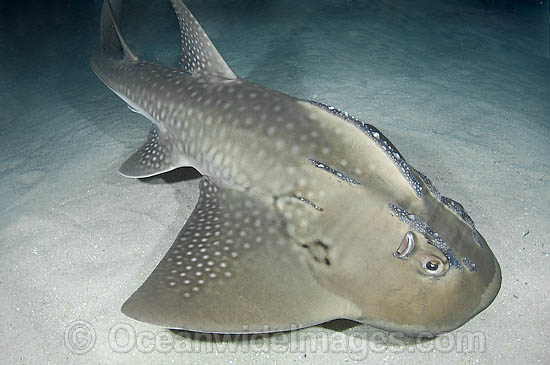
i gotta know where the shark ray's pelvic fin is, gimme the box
[122,177,358,333]
[170,0,237,79]
[119,125,192,178]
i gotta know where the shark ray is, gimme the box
[91,0,501,336]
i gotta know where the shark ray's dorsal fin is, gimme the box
[119,125,192,178]
[170,0,237,80]
[122,177,359,333]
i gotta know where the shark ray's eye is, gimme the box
[421,256,445,275]
[394,231,415,258]
[426,261,438,271]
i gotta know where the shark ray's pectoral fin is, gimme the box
[170,0,237,80]
[122,177,359,333]
[119,124,192,178]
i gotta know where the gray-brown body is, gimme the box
[91,0,501,336]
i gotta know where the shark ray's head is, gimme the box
[317,178,501,337]
[374,199,502,336]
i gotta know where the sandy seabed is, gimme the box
[1,0,548,363]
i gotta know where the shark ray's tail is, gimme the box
[97,0,137,61]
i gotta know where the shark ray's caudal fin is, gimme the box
[170,0,237,79]
[99,0,137,61]
[122,177,358,333]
